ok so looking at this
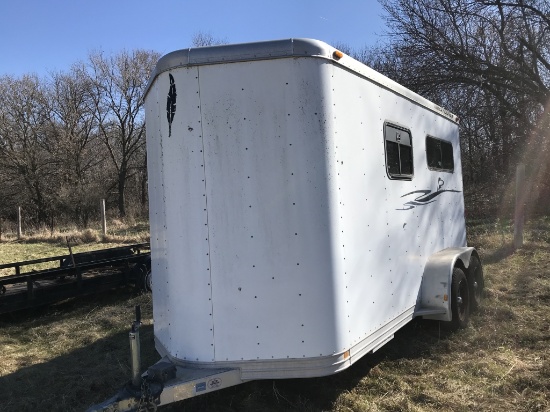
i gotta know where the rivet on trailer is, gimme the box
[88,38,483,411]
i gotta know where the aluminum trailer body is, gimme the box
[96,38,482,410]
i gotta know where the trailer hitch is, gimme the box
[86,305,163,412]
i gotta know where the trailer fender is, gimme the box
[416,247,476,322]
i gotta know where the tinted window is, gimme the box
[400,145,413,175]
[386,140,401,176]
[426,137,441,169]
[426,136,454,172]
[385,123,413,179]
[441,140,454,170]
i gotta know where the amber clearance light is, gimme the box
[333,50,344,60]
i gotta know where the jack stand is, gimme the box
[129,305,142,388]
[86,305,162,412]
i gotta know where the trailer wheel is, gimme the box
[450,267,470,329]
[468,255,484,312]
[136,260,152,292]
[143,267,152,292]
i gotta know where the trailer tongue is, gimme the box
[87,306,242,412]
[88,363,241,411]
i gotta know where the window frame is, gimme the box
[425,135,455,173]
[383,122,414,180]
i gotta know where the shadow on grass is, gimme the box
[160,319,453,412]
[0,290,153,412]
[1,294,455,412]
[481,243,516,264]
[512,243,550,303]
[0,286,139,327]
[481,237,550,263]
[1,327,157,412]
[0,276,470,411]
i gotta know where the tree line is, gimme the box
[0,50,160,227]
[2,0,549,228]
[365,0,550,218]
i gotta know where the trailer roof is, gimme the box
[145,38,458,124]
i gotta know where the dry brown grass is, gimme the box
[0,220,150,246]
[0,221,149,277]
[0,219,549,411]
[0,291,156,411]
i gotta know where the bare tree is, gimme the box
[191,31,228,47]
[46,66,105,225]
[87,49,160,217]
[372,0,550,216]
[379,0,549,134]
[0,75,55,224]
[380,0,548,98]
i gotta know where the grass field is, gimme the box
[0,221,149,276]
[0,219,549,411]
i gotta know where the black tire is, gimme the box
[450,267,470,329]
[143,266,152,292]
[468,254,484,312]
[135,259,152,292]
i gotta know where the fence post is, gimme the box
[17,206,22,239]
[101,199,107,236]
[514,164,525,249]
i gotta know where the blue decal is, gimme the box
[196,382,207,392]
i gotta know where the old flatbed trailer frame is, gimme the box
[0,244,150,314]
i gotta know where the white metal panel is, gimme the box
[327,65,418,348]
[146,84,170,352]
[415,116,465,256]
[145,39,459,124]
[147,68,215,361]
[325,65,386,347]
[327,61,464,350]
[381,95,465,315]
[146,40,469,375]
[199,58,343,361]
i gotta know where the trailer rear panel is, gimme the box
[145,39,466,379]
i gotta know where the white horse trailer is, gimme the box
[89,38,483,411]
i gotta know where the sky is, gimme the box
[0,0,388,78]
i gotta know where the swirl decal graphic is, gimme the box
[166,73,177,137]
[397,178,460,210]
